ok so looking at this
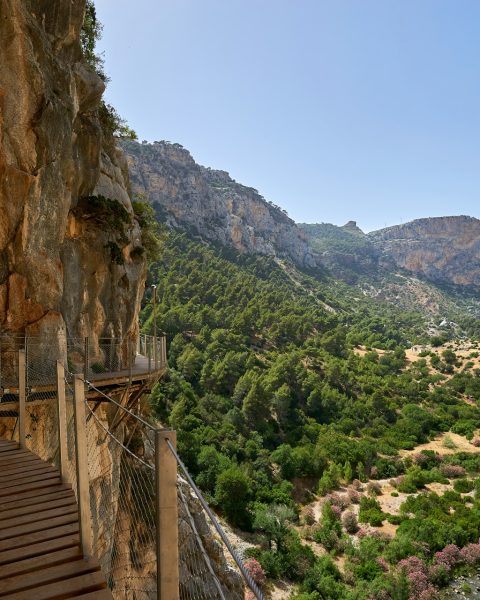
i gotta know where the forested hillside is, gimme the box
[142,230,480,599]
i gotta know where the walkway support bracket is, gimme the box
[18,350,26,450]
[73,375,93,558]
[155,429,179,600]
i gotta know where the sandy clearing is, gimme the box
[399,432,480,457]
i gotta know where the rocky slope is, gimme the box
[0,0,145,363]
[122,140,318,269]
[123,139,479,296]
[301,216,480,290]
[370,216,480,289]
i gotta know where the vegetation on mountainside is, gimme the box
[81,1,137,141]
[300,222,372,256]
[141,230,480,599]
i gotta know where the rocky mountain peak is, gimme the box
[122,140,318,269]
[341,220,364,234]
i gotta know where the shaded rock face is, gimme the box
[0,0,145,351]
[369,216,480,289]
[122,140,317,269]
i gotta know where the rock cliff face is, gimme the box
[122,140,318,269]
[369,216,480,289]
[300,217,480,290]
[0,0,145,356]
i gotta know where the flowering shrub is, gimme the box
[406,570,436,600]
[352,479,364,491]
[348,489,361,504]
[328,492,350,510]
[357,527,368,538]
[244,558,266,589]
[413,451,442,468]
[440,464,466,478]
[459,543,480,565]
[433,544,460,571]
[398,555,427,577]
[471,438,480,447]
[342,511,358,534]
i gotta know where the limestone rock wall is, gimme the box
[369,216,480,289]
[0,0,145,355]
[122,140,318,269]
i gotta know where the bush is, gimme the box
[442,435,458,450]
[396,466,427,493]
[367,482,382,496]
[215,466,251,528]
[440,464,466,479]
[348,489,361,504]
[359,497,385,527]
[453,478,474,493]
[302,506,316,526]
[313,526,340,551]
[386,514,405,525]
[244,558,266,589]
[342,511,358,534]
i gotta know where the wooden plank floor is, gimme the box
[0,440,112,599]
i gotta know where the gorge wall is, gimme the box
[369,216,480,289]
[122,140,318,269]
[0,0,145,361]
[300,217,480,290]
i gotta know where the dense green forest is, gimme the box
[141,230,480,599]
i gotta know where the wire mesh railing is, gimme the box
[0,333,166,403]
[0,342,262,600]
[83,385,158,598]
[166,440,263,600]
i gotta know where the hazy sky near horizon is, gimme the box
[95,0,480,232]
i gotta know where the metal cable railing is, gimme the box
[0,333,166,402]
[165,439,264,600]
[0,341,262,600]
[83,396,157,598]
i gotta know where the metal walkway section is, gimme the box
[0,439,112,599]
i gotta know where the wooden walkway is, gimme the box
[0,440,112,599]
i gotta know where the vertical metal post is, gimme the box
[18,350,26,450]
[152,285,158,369]
[73,375,93,558]
[84,337,89,381]
[56,361,69,483]
[128,337,132,386]
[148,337,152,373]
[155,429,179,600]
[110,337,115,371]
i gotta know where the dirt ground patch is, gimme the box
[399,432,480,457]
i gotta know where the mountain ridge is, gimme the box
[121,139,480,333]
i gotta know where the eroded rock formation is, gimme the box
[0,0,145,357]
[369,216,480,289]
[122,140,318,269]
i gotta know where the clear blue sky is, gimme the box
[95,0,480,232]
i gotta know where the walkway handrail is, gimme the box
[165,438,265,600]
[0,343,261,600]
